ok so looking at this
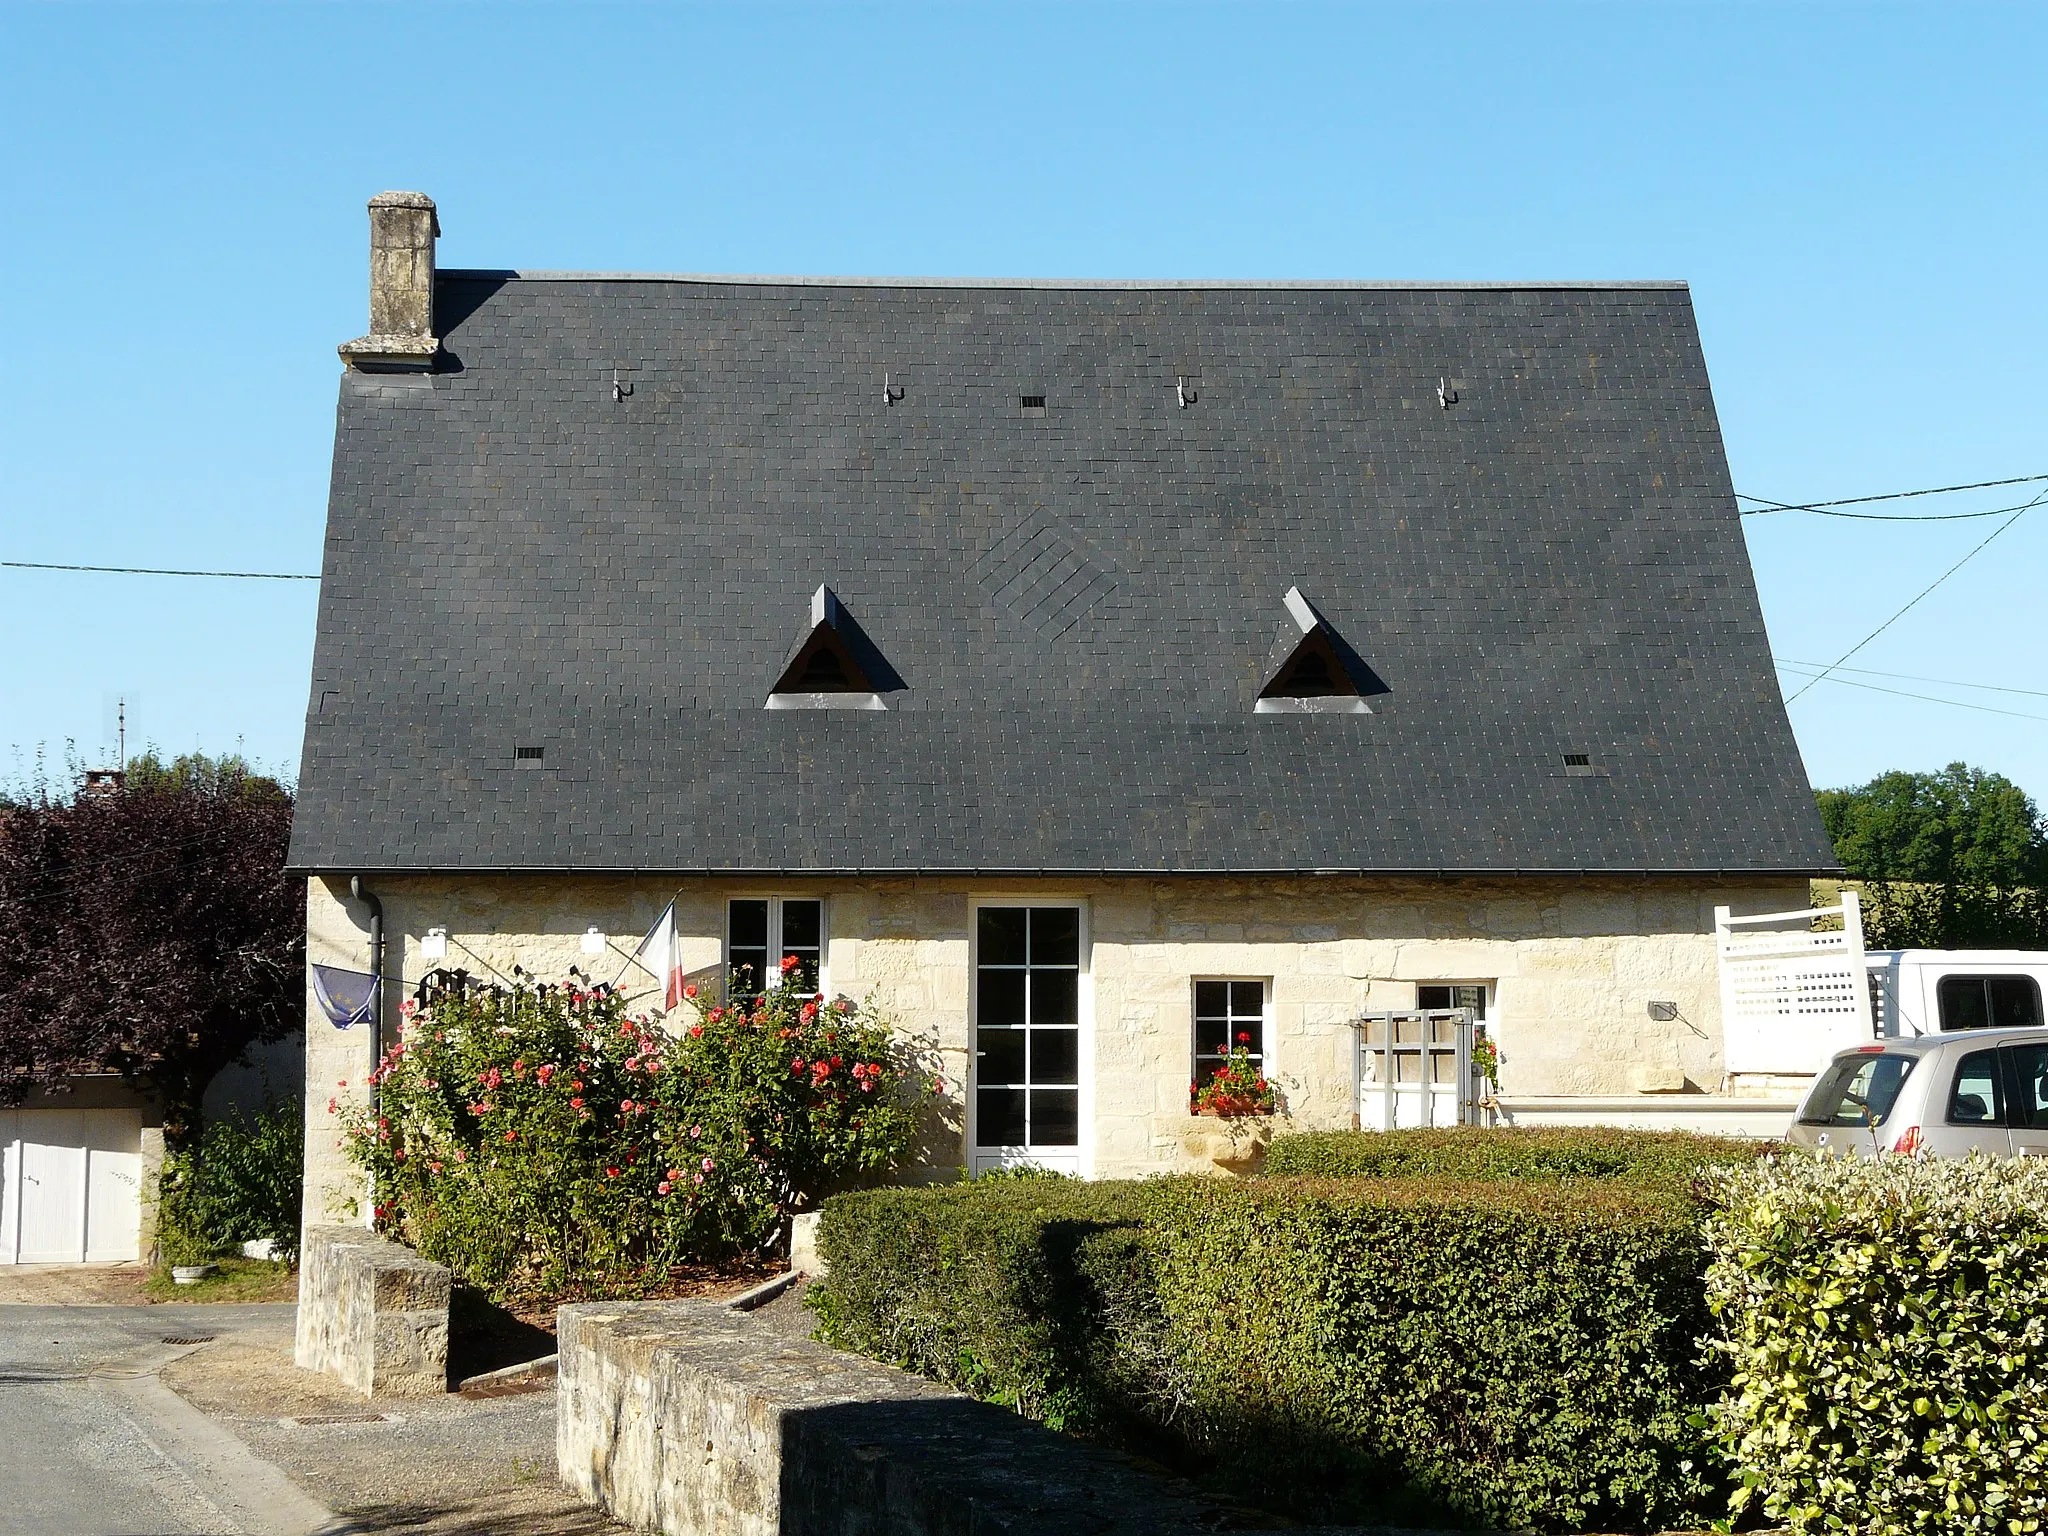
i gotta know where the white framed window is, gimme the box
[726,897,824,1000]
[970,903,1087,1172]
[1192,978,1270,1088]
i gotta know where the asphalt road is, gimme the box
[0,1302,328,1536]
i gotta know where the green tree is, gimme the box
[1816,763,2045,888]
[1816,764,2048,948]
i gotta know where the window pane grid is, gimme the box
[1194,978,1266,1086]
[976,908,1082,1151]
[727,898,823,1002]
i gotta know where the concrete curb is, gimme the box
[97,1369,338,1536]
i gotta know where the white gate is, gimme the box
[0,1108,144,1264]
[1715,892,1873,1076]
[1356,1009,1484,1129]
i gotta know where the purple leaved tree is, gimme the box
[0,752,304,1147]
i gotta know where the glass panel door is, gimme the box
[973,906,1082,1172]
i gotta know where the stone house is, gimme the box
[293,192,1833,1224]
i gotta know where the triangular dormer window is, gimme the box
[766,586,895,711]
[1255,587,1377,715]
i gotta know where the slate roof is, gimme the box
[290,272,1834,876]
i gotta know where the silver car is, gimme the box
[1786,1027,2048,1158]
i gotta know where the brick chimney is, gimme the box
[338,191,439,371]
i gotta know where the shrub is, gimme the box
[155,1096,303,1265]
[1702,1153,2048,1534]
[813,1172,1721,1532]
[1264,1125,1766,1187]
[342,973,934,1299]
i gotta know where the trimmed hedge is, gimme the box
[813,1169,1722,1532]
[1264,1125,1767,1186]
[1703,1154,2048,1534]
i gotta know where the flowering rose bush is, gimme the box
[1190,1036,1276,1117]
[338,967,933,1299]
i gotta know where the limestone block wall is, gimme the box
[559,1298,1245,1536]
[294,1224,451,1397]
[302,872,1805,1214]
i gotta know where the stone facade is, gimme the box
[294,1224,451,1397]
[303,872,1804,1225]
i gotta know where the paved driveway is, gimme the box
[0,1301,328,1536]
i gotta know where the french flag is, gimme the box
[629,900,686,1011]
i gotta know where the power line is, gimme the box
[2,560,318,580]
[7,471,2044,579]
[1737,472,2048,516]
[1781,484,2048,705]
[1775,663,2048,724]
[1772,657,2048,702]
[1741,495,2041,523]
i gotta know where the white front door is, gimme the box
[969,905,1086,1175]
[1,1108,144,1264]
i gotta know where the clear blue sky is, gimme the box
[2,3,2043,803]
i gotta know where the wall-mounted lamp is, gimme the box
[421,927,449,961]
[581,925,607,956]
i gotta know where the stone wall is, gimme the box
[559,1298,1255,1536]
[303,872,1805,1215]
[294,1224,450,1397]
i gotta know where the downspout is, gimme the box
[349,876,383,1115]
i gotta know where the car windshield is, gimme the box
[1799,1053,1917,1127]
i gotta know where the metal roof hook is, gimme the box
[883,371,905,406]
[1437,376,1458,409]
[612,369,634,403]
[1177,376,1197,409]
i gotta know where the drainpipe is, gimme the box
[350,876,383,1114]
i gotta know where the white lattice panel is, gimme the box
[1716,893,1873,1075]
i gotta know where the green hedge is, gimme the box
[1704,1154,2048,1534]
[813,1170,1721,1532]
[1264,1125,1766,1186]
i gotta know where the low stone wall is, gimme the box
[558,1298,1258,1536]
[294,1225,451,1398]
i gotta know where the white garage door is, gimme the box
[0,1108,144,1264]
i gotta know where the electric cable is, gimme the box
[1772,658,2048,701]
[1741,495,2041,523]
[2,560,318,580]
[1737,473,2048,516]
[1781,485,2048,706]
[1774,663,2048,724]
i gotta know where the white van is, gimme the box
[1867,950,2048,1038]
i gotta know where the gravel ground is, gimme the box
[0,1260,150,1305]
[162,1325,627,1536]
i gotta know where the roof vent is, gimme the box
[766,586,901,711]
[515,745,545,768]
[1254,587,1381,716]
[1562,753,1608,778]
[1019,395,1046,416]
